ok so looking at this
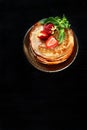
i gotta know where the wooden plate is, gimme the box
[23,26,79,73]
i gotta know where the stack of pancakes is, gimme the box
[29,22,74,65]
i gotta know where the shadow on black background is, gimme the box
[0,0,87,129]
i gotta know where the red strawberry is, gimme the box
[38,30,49,40]
[44,23,54,35]
[46,35,58,48]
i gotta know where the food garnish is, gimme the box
[39,15,70,46]
[38,30,49,40]
[46,35,59,48]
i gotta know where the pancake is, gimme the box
[29,22,74,65]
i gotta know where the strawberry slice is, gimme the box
[38,23,54,40]
[38,30,49,40]
[44,23,54,35]
[46,35,58,48]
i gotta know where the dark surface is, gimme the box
[0,0,87,129]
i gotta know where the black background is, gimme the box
[0,0,87,129]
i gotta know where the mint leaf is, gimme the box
[58,29,65,44]
[39,18,47,24]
